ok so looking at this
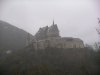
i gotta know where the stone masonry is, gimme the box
[32,21,84,50]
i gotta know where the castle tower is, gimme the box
[47,20,60,37]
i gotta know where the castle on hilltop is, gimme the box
[35,20,60,40]
[32,21,84,50]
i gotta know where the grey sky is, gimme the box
[0,0,99,44]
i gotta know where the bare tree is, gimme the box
[96,18,100,36]
[95,18,100,49]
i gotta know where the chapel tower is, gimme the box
[47,20,60,37]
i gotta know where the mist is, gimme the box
[0,0,99,44]
[1,1,100,75]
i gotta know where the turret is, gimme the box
[47,20,60,37]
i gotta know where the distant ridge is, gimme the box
[0,20,33,50]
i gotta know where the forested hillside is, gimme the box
[0,46,98,75]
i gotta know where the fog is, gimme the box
[0,0,99,44]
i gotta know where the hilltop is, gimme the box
[0,20,33,51]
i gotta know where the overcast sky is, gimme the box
[0,0,99,44]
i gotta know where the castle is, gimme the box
[32,21,84,50]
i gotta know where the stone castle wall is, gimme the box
[32,22,84,50]
[32,37,84,50]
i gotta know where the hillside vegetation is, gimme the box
[0,46,99,75]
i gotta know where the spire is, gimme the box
[53,20,54,25]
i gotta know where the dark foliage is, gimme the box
[95,49,100,75]
[0,46,98,75]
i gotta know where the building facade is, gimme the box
[33,21,84,50]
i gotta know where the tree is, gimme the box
[96,18,100,38]
[95,18,100,50]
